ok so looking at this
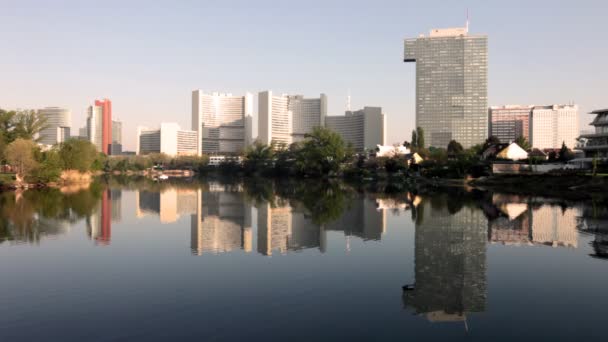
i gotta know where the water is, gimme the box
[1,178,607,341]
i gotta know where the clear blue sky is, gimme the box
[2,0,606,150]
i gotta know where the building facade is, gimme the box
[191,90,253,155]
[258,91,327,146]
[489,105,532,143]
[111,120,123,155]
[37,107,71,146]
[325,106,386,151]
[137,123,197,156]
[404,27,488,148]
[580,108,608,158]
[531,104,579,149]
[86,99,112,154]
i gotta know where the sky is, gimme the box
[1,0,607,150]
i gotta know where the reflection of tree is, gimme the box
[0,183,105,244]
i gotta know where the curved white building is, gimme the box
[192,90,253,155]
[38,107,71,145]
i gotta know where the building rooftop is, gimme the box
[590,109,608,114]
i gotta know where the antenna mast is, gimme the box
[346,89,351,111]
[465,9,470,33]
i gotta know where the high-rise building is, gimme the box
[111,120,123,155]
[258,91,327,146]
[191,90,253,155]
[404,26,488,148]
[325,107,386,151]
[37,107,71,146]
[489,105,533,143]
[580,108,608,158]
[137,123,197,157]
[86,99,112,154]
[531,104,579,149]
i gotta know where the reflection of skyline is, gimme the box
[488,195,578,248]
[87,188,120,246]
[326,197,386,241]
[191,187,252,255]
[136,188,198,223]
[404,198,487,323]
[577,205,608,259]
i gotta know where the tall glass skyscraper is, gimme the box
[404,27,488,148]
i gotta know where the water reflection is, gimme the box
[403,195,487,323]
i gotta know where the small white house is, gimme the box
[376,145,410,158]
[496,142,528,161]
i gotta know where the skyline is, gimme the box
[2,0,607,150]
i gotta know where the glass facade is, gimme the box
[404,30,488,148]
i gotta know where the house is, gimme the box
[528,148,547,160]
[376,145,410,158]
[496,143,528,161]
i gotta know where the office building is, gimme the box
[580,108,608,158]
[325,107,386,151]
[86,99,112,154]
[489,105,533,143]
[404,26,488,148]
[111,120,123,155]
[531,104,579,149]
[258,91,327,146]
[37,107,71,146]
[137,123,197,157]
[191,90,253,155]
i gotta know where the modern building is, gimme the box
[137,123,197,157]
[86,99,112,154]
[258,91,327,146]
[111,120,123,155]
[489,105,533,143]
[404,26,488,148]
[78,126,88,140]
[37,107,71,146]
[191,90,253,155]
[531,104,579,149]
[579,109,608,158]
[325,107,386,151]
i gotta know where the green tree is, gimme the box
[558,141,574,162]
[13,110,48,141]
[244,141,274,174]
[515,136,531,151]
[59,139,98,172]
[31,149,62,182]
[0,109,17,143]
[416,127,425,148]
[296,127,349,177]
[447,140,464,156]
[5,139,38,182]
[411,130,418,148]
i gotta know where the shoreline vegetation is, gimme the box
[2,124,607,201]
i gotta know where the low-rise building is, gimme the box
[137,123,197,157]
[579,108,608,158]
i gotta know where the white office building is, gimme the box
[325,107,386,151]
[37,107,71,146]
[86,105,103,151]
[258,91,327,146]
[137,123,197,157]
[531,104,579,149]
[191,90,253,156]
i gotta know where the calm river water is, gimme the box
[1,178,607,341]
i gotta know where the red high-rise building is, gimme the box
[95,99,112,154]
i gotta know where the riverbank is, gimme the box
[470,174,608,201]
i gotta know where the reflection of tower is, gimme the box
[110,189,122,222]
[87,189,112,246]
[190,186,253,255]
[257,201,326,256]
[325,197,386,241]
[404,198,487,322]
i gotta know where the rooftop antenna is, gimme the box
[465,9,470,33]
[346,89,352,111]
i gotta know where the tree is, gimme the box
[13,110,48,142]
[558,141,574,162]
[296,127,349,176]
[411,130,418,148]
[416,127,425,149]
[403,140,411,148]
[4,139,38,182]
[31,150,62,183]
[482,136,501,151]
[447,140,464,156]
[0,109,17,143]
[515,136,531,151]
[59,139,98,172]
[244,141,274,174]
